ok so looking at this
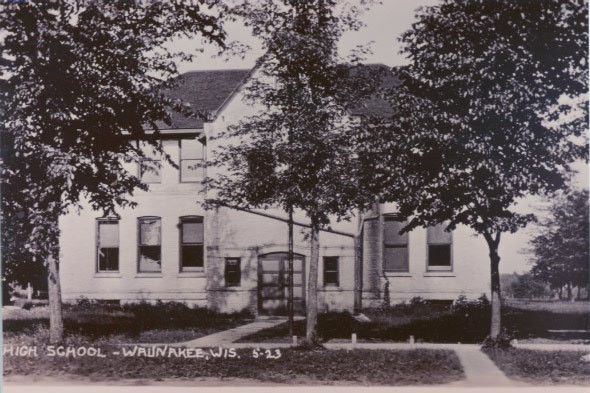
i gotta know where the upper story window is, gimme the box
[180,138,204,183]
[383,214,409,272]
[97,219,119,272]
[427,223,453,271]
[323,256,339,287]
[138,142,162,184]
[180,216,204,271]
[138,217,162,272]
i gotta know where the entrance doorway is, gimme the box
[258,252,305,315]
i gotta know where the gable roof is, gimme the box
[350,64,400,117]
[157,69,251,130]
[157,65,397,130]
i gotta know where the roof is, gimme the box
[156,69,251,130]
[156,65,397,130]
[350,64,400,117]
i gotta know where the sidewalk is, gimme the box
[451,346,520,386]
[175,317,303,347]
[168,320,589,387]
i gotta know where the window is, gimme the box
[180,138,204,182]
[383,215,409,272]
[427,223,452,271]
[225,258,241,287]
[138,217,161,272]
[323,256,339,286]
[97,219,119,272]
[180,216,204,271]
[139,142,162,183]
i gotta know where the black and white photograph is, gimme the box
[0,0,588,392]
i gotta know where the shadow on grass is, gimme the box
[240,298,590,343]
[3,301,254,342]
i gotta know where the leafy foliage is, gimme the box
[375,0,588,237]
[530,189,589,296]
[0,0,224,283]
[510,273,551,299]
[207,0,383,225]
[206,0,383,342]
[368,0,588,339]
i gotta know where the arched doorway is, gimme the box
[258,252,306,316]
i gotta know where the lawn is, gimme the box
[3,301,254,344]
[3,346,464,385]
[240,297,590,344]
[505,299,590,314]
[484,348,590,385]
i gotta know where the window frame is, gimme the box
[426,224,453,272]
[179,215,204,272]
[323,256,339,287]
[137,216,162,273]
[179,138,205,183]
[137,141,162,184]
[96,218,120,273]
[383,214,410,273]
[224,257,241,287]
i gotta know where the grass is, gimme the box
[483,348,590,385]
[3,346,464,385]
[505,300,590,314]
[240,297,590,344]
[3,301,254,344]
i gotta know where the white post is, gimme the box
[409,335,415,344]
[292,335,298,346]
[351,333,357,345]
[27,283,33,301]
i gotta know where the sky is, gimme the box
[170,1,589,275]
[173,0,439,73]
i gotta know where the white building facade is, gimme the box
[59,69,491,314]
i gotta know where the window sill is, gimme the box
[135,273,163,278]
[94,273,122,278]
[384,272,412,277]
[177,272,206,278]
[423,272,455,277]
[323,285,342,291]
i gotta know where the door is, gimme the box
[258,253,305,315]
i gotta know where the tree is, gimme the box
[208,0,381,344]
[530,189,589,300]
[0,0,225,343]
[369,0,588,341]
[510,273,550,300]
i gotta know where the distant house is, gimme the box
[59,67,490,314]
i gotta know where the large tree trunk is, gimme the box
[353,213,363,315]
[305,224,320,344]
[485,232,502,340]
[567,282,572,301]
[47,253,64,343]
